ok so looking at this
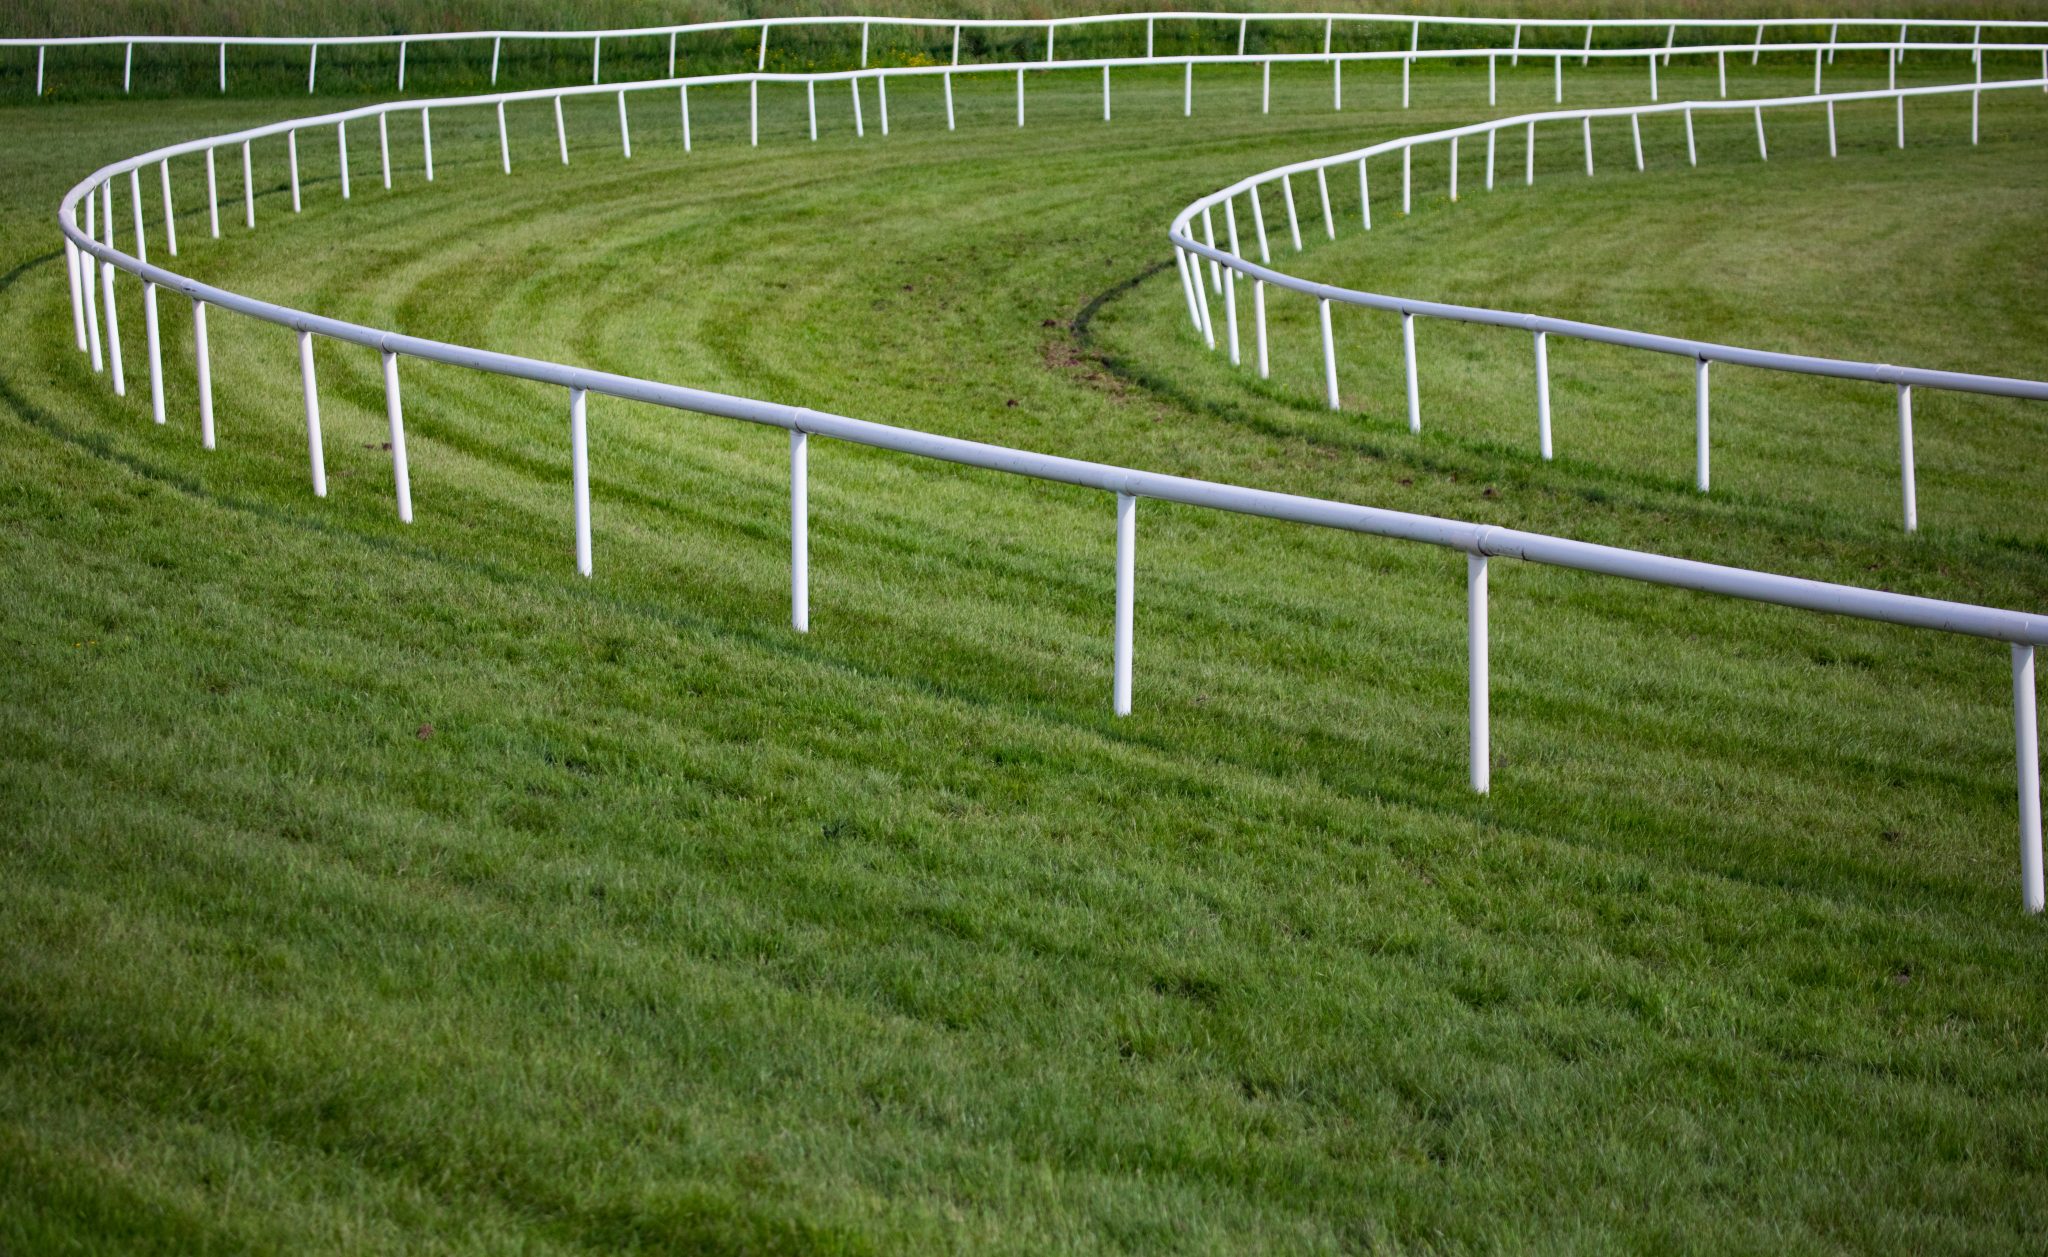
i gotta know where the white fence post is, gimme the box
[556,97,569,162]
[621,90,635,156]
[1359,158,1372,229]
[1253,279,1268,379]
[569,387,591,576]
[1631,115,1644,171]
[1696,358,1711,492]
[1113,492,1135,716]
[943,73,955,130]
[680,86,692,153]
[241,141,255,226]
[1174,247,1199,331]
[591,36,602,85]
[498,102,511,171]
[1318,298,1338,409]
[380,113,393,185]
[397,40,406,90]
[879,76,889,136]
[81,189,103,373]
[129,169,147,263]
[142,281,164,425]
[383,351,412,523]
[1534,331,1552,459]
[2017,643,2044,913]
[1897,383,1918,532]
[791,427,809,631]
[65,237,85,352]
[192,298,213,449]
[159,160,177,256]
[495,36,504,83]
[1221,200,1241,365]
[422,108,433,180]
[287,129,301,211]
[1201,206,1220,291]
[298,330,325,497]
[337,121,349,198]
[1403,312,1419,432]
[101,185,124,396]
[852,79,864,137]
[1685,107,1697,165]
[1468,552,1490,795]
[205,147,219,237]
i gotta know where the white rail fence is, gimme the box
[11,10,2048,97]
[45,27,2048,912]
[1168,69,2048,533]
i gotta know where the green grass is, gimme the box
[2,35,2047,1256]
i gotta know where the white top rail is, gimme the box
[13,10,2048,49]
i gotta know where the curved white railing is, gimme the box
[12,10,2048,97]
[1168,66,2048,531]
[40,25,2047,911]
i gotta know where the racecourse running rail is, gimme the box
[34,15,2048,912]
[10,10,2048,95]
[1168,61,2048,530]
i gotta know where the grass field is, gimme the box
[3,15,2048,1254]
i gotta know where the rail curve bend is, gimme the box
[36,15,2048,911]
